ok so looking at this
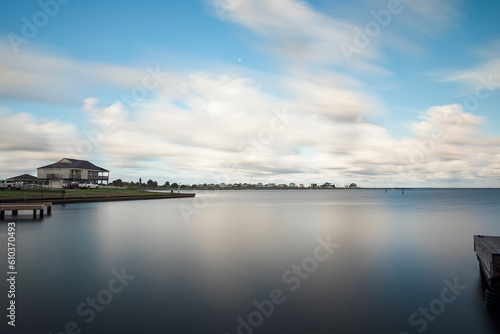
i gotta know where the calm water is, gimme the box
[1,189,500,334]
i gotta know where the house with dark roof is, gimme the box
[37,158,109,188]
[7,174,38,184]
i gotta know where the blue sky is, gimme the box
[1,0,500,187]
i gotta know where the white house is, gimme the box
[37,158,109,188]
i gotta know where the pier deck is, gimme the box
[474,235,500,292]
[0,202,52,219]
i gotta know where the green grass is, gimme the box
[0,188,167,199]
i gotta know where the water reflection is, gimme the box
[1,189,499,334]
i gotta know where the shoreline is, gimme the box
[0,193,195,205]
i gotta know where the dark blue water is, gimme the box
[1,189,500,334]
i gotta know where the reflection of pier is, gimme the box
[0,202,52,219]
[474,235,500,308]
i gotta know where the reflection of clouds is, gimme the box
[175,197,284,309]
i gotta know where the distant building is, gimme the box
[299,184,304,188]
[311,183,318,188]
[7,174,38,184]
[37,158,109,188]
[289,183,296,188]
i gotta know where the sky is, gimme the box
[1,0,500,187]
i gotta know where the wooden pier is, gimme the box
[474,235,500,307]
[0,202,52,220]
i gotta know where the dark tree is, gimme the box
[111,179,123,187]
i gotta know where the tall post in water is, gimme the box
[402,188,404,195]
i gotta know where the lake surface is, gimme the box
[1,189,500,334]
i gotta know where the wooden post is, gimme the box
[402,188,404,195]
[0,210,4,220]
[13,210,18,216]
[40,209,43,218]
[385,188,387,193]
[47,206,52,215]
[33,210,37,219]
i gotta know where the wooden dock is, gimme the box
[0,202,52,219]
[474,235,500,307]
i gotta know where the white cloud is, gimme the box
[437,40,500,99]
[390,104,500,185]
[0,41,144,104]
[61,91,500,186]
[382,0,462,35]
[1,39,499,186]
[2,72,499,186]
[0,111,80,176]
[1,1,499,186]
[215,0,461,72]
[221,0,380,69]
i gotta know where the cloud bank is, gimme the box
[1,1,499,187]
